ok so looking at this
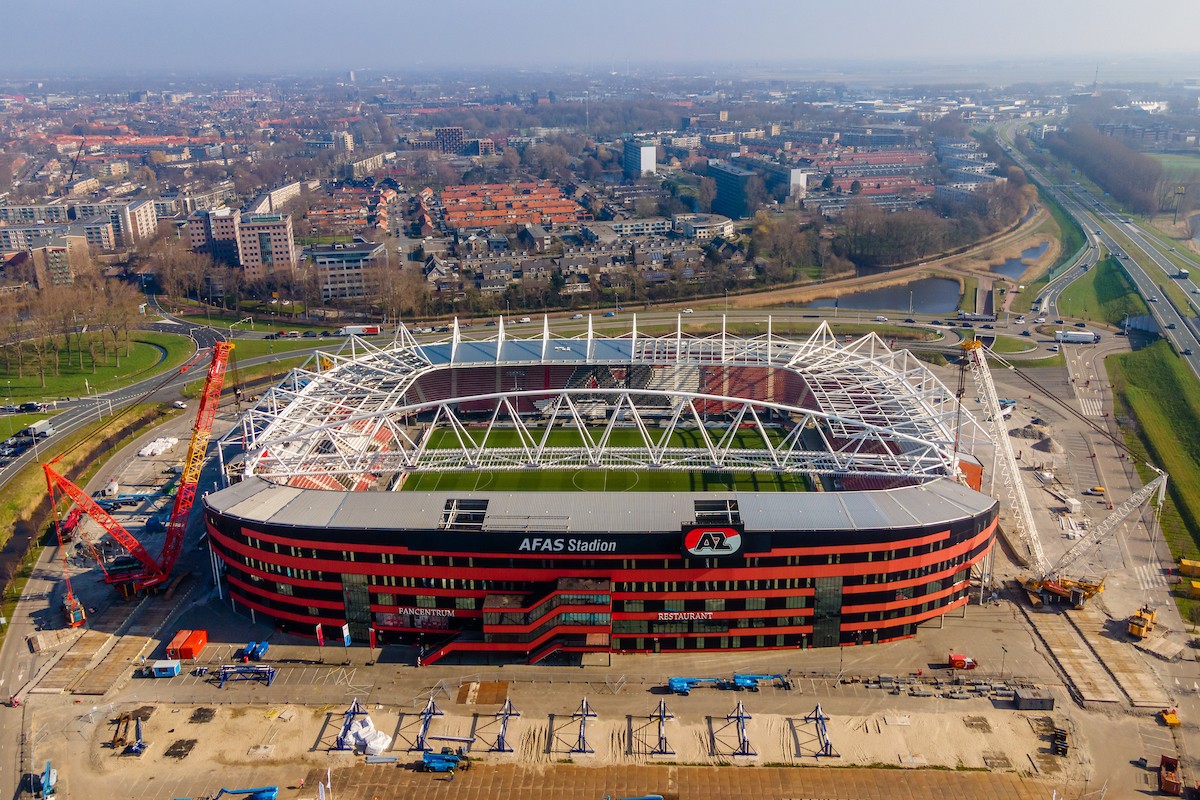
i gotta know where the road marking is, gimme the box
[1135,564,1167,590]
[1080,397,1104,417]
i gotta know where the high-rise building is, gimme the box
[27,235,92,288]
[237,214,297,283]
[187,207,241,266]
[332,131,355,152]
[709,161,758,219]
[435,127,466,155]
[186,208,297,284]
[71,200,158,246]
[308,240,386,301]
[623,140,657,179]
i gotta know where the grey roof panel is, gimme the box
[209,477,994,535]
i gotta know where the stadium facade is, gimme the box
[204,319,997,663]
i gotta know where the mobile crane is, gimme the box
[962,341,1169,607]
[43,342,232,594]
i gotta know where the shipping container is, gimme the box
[1013,688,1055,710]
[151,659,182,678]
[1180,558,1200,577]
[166,629,192,660]
[179,629,208,660]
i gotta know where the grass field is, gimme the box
[1109,340,1200,621]
[402,427,810,493]
[1057,256,1150,325]
[1149,153,1200,177]
[0,331,193,403]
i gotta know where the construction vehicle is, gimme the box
[1127,605,1157,639]
[419,749,471,772]
[948,653,979,670]
[1159,708,1181,728]
[732,673,793,691]
[1159,754,1183,796]
[210,788,279,800]
[43,343,232,594]
[964,342,1170,608]
[666,676,735,695]
[35,760,57,798]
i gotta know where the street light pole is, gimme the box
[1000,645,1008,680]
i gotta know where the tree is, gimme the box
[743,176,768,214]
[849,180,863,194]
[698,178,717,213]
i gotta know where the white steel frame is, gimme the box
[221,316,987,486]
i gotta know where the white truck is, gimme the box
[26,419,55,438]
[335,325,381,336]
[1054,330,1101,344]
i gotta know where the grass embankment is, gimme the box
[1109,341,1200,620]
[0,404,172,652]
[186,356,309,397]
[228,338,324,360]
[987,335,1036,354]
[1,332,194,403]
[1057,256,1150,325]
[1010,179,1087,314]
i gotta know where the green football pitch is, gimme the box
[399,427,810,493]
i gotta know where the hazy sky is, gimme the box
[8,0,1200,78]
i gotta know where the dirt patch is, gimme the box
[188,707,216,724]
[164,739,198,759]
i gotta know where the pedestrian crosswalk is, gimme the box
[1079,397,1104,417]
[1134,563,1168,590]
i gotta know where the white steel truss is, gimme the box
[221,317,987,487]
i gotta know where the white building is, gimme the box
[623,140,657,179]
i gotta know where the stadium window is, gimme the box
[704,599,725,612]
[416,596,437,608]
[745,597,766,611]
[276,582,293,596]
[624,600,644,613]
[307,607,320,616]
[664,599,684,612]
[455,597,476,610]
[785,595,804,609]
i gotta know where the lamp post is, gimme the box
[228,316,254,342]
[1000,645,1008,680]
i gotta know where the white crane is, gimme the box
[965,341,1169,603]
[963,340,1048,574]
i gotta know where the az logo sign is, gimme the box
[683,527,742,557]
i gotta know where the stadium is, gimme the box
[203,318,998,664]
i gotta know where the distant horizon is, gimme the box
[4,0,1198,85]
[4,54,1200,91]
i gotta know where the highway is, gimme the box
[997,122,1200,376]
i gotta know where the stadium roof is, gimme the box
[218,316,987,487]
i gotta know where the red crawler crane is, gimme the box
[44,342,232,594]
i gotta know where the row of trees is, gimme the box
[1044,126,1163,214]
[841,180,1032,268]
[0,277,144,388]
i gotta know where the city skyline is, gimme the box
[5,0,1200,80]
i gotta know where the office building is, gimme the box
[709,161,758,219]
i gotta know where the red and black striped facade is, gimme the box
[203,485,997,664]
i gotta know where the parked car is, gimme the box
[302,330,317,338]
[1,404,18,413]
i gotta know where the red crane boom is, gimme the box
[43,342,232,593]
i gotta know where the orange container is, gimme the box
[179,629,208,660]
[166,630,192,660]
